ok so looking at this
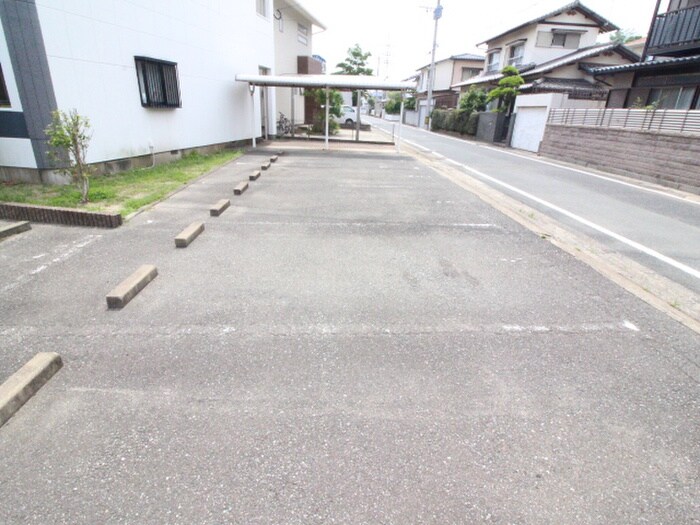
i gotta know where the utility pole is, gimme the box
[426,0,442,131]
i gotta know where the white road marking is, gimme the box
[2,235,102,294]
[30,265,48,275]
[371,117,698,205]
[453,161,700,281]
[623,320,640,332]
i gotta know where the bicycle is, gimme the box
[277,112,293,136]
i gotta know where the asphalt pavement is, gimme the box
[0,143,698,524]
[371,116,700,295]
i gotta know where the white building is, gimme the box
[0,0,320,183]
[272,0,325,129]
[414,53,484,128]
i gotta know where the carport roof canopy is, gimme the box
[236,74,416,151]
[235,74,415,91]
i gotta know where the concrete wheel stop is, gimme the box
[0,221,31,240]
[234,181,249,195]
[175,221,205,248]
[106,265,158,309]
[210,200,231,217]
[0,352,63,428]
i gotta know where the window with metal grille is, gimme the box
[0,64,10,107]
[135,57,181,108]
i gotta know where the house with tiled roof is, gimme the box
[414,53,484,128]
[451,1,638,152]
[590,0,700,110]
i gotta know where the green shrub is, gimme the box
[431,109,446,131]
[454,110,472,135]
[466,113,480,135]
[459,88,487,114]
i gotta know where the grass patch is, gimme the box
[0,149,242,217]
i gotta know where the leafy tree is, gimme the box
[486,66,524,113]
[45,109,92,203]
[305,88,343,134]
[384,91,416,114]
[459,88,488,114]
[609,30,642,44]
[335,44,373,106]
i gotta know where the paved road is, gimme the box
[1,144,699,524]
[370,116,700,294]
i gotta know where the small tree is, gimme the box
[609,30,642,44]
[45,109,92,203]
[486,66,524,114]
[305,88,343,134]
[335,44,373,106]
[459,88,487,114]
[384,91,414,114]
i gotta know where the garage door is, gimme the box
[511,106,549,153]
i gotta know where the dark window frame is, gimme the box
[0,64,10,107]
[134,56,181,109]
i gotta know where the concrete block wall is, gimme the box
[540,125,700,195]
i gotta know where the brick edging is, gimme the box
[0,202,122,228]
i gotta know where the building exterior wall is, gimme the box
[1,0,277,177]
[0,16,37,171]
[483,11,602,74]
[539,125,700,193]
[450,59,484,86]
[273,0,315,126]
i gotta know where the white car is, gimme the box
[335,105,359,125]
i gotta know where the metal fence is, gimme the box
[547,108,700,135]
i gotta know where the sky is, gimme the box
[299,0,659,79]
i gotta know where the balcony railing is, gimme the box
[647,5,700,56]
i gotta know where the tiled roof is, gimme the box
[522,77,608,94]
[450,53,485,61]
[452,43,637,89]
[478,1,619,46]
[589,54,700,74]
[416,53,485,72]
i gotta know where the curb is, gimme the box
[0,202,122,229]
[0,352,63,428]
[107,264,158,309]
[0,221,31,239]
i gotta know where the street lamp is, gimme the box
[426,0,442,131]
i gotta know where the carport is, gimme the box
[235,74,415,151]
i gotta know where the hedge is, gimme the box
[431,109,480,136]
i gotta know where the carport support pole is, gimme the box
[250,85,256,149]
[355,90,361,142]
[324,87,330,150]
[397,92,405,153]
[291,89,296,138]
